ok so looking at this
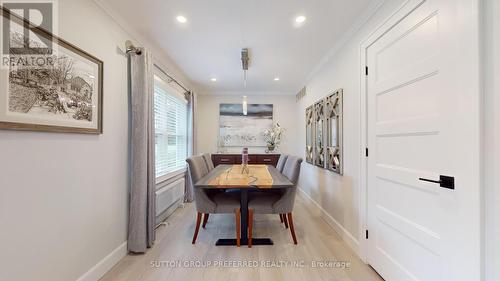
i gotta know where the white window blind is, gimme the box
[154,74,188,179]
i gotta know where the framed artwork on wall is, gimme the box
[313,99,325,168]
[305,88,344,175]
[326,89,343,174]
[305,105,314,164]
[219,103,273,147]
[0,7,103,134]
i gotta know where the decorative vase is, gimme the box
[266,144,275,153]
[242,147,249,174]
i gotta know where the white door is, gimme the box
[365,0,481,280]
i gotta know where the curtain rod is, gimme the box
[125,40,142,55]
[154,63,190,94]
[125,40,190,94]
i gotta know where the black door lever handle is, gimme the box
[419,175,455,190]
[419,178,441,184]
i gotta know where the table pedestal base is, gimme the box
[215,238,273,246]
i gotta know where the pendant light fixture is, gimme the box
[241,48,249,87]
[242,96,248,116]
[241,48,249,115]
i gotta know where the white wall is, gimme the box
[196,94,298,154]
[0,1,192,281]
[294,0,405,253]
[483,0,500,280]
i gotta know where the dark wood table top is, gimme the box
[195,164,294,189]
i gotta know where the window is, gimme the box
[154,72,188,180]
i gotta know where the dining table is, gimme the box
[194,164,294,246]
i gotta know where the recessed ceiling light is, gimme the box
[295,16,306,23]
[211,78,217,82]
[176,15,187,23]
[274,77,280,81]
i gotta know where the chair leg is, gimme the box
[283,214,289,229]
[248,209,254,248]
[202,213,209,228]
[235,208,241,247]
[287,213,298,245]
[192,212,202,244]
[279,214,284,223]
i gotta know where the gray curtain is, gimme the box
[128,49,156,253]
[184,91,195,203]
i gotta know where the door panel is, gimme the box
[376,75,440,124]
[366,0,480,280]
[375,213,443,281]
[376,135,441,171]
[375,14,439,85]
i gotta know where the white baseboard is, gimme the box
[297,187,360,255]
[77,242,127,281]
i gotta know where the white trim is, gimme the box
[482,1,496,279]
[156,167,187,186]
[297,187,360,255]
[154,164,187,186]
[358,0,426,263]
[77,242,127,281]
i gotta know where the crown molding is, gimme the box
[302,0,385,88]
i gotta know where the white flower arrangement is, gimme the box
[263,123,285,148]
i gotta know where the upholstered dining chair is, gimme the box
[202,153,215,171]
[276,154,288,173]
[247,156,303,247]
[272,154,288,223]
[199,153,217,227]
[186,156,242,246]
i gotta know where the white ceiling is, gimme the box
[100,0,375,94]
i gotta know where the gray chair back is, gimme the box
[282,156,303,185]
[186,155,208,183]
[186,156,216,213]
[202,153,215,171]
[276,154,288,173]
[273,156,302,213]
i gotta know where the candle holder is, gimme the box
[242,147,249,174]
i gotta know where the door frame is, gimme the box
[357,0,483,272]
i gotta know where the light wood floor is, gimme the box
[101,195,383,281]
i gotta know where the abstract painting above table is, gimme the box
[0,7,103,134]
[219,103,273,147]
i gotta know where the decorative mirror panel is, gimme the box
[305,106,314,164]
[325,89,343,174]
[313,99,325,168]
